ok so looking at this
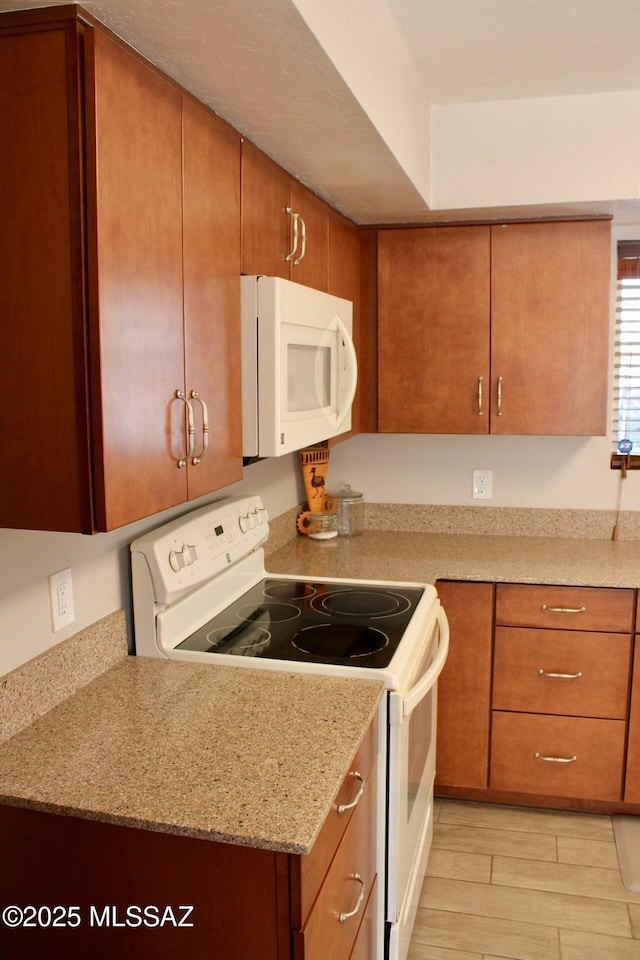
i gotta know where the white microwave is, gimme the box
[241,275,357,458]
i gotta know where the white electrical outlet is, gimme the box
[472,469,493,500]
[48,568,75,632]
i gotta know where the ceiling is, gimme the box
[2,0,640,224]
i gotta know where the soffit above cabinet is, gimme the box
[3,0,640,225]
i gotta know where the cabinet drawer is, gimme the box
[293,760,377,960]
[490,712,626,801]
[291,713,377,928]
[495,584,635,633]
[493,628,632,719]
[348,874,378,960]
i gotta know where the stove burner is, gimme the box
[292,623,389,659]
[205,625,271,653]
[311,589,410,619]
[236,602,300,624]
[263,582,317,602]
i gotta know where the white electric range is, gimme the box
[131,495,449,960]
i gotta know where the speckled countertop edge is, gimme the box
[0,657,383,854]
[265,529,640,589]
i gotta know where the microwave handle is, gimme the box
[402,606,450,717]
[335,315,358,429]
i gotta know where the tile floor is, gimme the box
[409,799,640,960]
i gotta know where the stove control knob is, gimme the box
[169,543,198,572]
[239,514,250,534]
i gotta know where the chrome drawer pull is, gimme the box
[337,771,365,814]
[541,604,587,615]
[496,375,503,416]
[538,668,583,680]
[534,752,577,764]
[339,873,365,923]
[477,375,484,415]
[285,207,299,262]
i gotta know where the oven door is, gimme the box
[386,604,449,960]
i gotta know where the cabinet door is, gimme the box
[625,635,640,803]
[378,227,491,434]
[0,23,94,532]
[182,98,243,500]
[241,139,291,279]
[290,181,329,291]
[435,581,494,790]
[86,29,187,530]
[490,220,610,435]
[328,210,361,439]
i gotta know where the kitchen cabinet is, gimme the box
[435,580,640,811]
[490,584,634,803]
[0,8,242,532]
[241,138,330,290]
[624,594,640,802]
[0,711,378,960]
[378,219,611,436]
[434,580,494,791]
[328,208,363,440]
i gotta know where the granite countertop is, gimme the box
[0,656,382,855]
[266,530,640,589]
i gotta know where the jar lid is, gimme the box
[328,483,363,502]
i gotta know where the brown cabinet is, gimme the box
[435,580,494,791]
[378,219,610,436]
[241,139,330,290]
[490,583,634,803]
[0,712,378,960]
[0,8,242,533]
[625,594,640,802]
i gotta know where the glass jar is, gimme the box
[306,511,339,540]
[328,483,364,536]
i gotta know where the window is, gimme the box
[612,241,640,468]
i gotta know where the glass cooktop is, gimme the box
[176,577,424,669]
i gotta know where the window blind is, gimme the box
[613,241,640,453]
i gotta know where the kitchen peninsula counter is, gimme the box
[266,529,640,589]
[0,656,382,854]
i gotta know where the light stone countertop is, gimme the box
[0,656,382,854]
[265,530,640,589]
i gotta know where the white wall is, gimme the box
[0,454,302,678]
[431,91,640,210]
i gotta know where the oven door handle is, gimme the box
[402,606,450,717]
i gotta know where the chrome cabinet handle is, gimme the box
[541,604,587,615]
[535,752,577,764]
[538,668,583,680]
[496,375,503,416]
[293,214,306,265]
[190,390,209,465]
[337,771,365,814]
[477,375,484,415]
[175,389,195,468]
[339,873,366,923]
[285,207,299,262]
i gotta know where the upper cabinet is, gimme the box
[241,139,329,291]
[378,219,611,436]
[0,10,242,533]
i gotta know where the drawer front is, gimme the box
[293,760,377,960]
[493,628,632,719]
[495,584,635,633]
[293,712,377,928]
[348,874,377,960]
[490,712,626,801]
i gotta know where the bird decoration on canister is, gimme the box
[296,445,333,534]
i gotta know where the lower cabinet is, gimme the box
[0,714,378,960]
[436,580,639,811]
